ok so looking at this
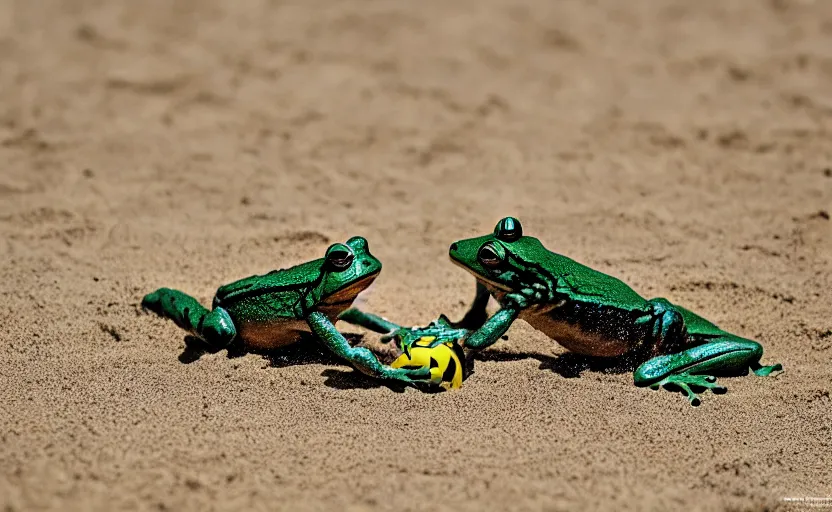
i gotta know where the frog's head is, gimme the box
[449,217,547,293]
[317,236,382,306]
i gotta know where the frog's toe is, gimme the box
[141,289,164,314]
[673,382,702,406]
[687,374,727,394]
[752,362,783,377]
[651,374,726,406]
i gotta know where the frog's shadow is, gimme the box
[472,350,639,378]
[177,336,636,390]
[178,334,408,392]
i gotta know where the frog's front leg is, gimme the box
[337,307,413,345]
[462,304,522,349]
[306,311,430,385]
[142,288,237,347]
[338,308,401,335]
[462,284,545,349]
[456,282,492,329]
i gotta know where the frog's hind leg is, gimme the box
[307,311,430,385]
[635,298,688,355]
[675,304,782,377]
[142,288,236,348]
[634,302,782,405]
[634,338,782,405]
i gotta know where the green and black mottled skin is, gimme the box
[455,217,782,404]
[342,218,782,405]
[141,237,430,385]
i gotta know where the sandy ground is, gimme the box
[1,0,831,510]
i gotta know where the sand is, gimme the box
[1,0,831,510]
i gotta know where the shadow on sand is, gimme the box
[177,333,407,392]
[177,334,645,392]
[472,350,639,378]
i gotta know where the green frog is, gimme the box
[342,218,782,404]
[449,217,782,405]
[141,236,430,385]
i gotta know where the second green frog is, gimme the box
[457,217,782,404]
[344,217,782,405]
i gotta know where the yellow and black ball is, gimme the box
[390,336,466,390]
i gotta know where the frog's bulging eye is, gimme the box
[494,217,523,242]
[478,243,504,269]
[346,236,368,252]
[326,245,355,271]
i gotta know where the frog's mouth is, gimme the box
[321,271,381,307]
[448,255,513,293]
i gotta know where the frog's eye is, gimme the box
[346,236,368,252]
[494,217,523,242]
[477,242,505,269]
[325,244,355,271]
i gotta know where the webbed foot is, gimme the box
[634,336,782,406]
[648,374,727,406]
[752,362,783,376]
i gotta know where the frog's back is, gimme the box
[213,260,323,349]
[215,260,322,305]
[544,252,648,310]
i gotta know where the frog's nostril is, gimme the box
[449,243,458,252]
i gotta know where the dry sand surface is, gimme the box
[2,0,831,510]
